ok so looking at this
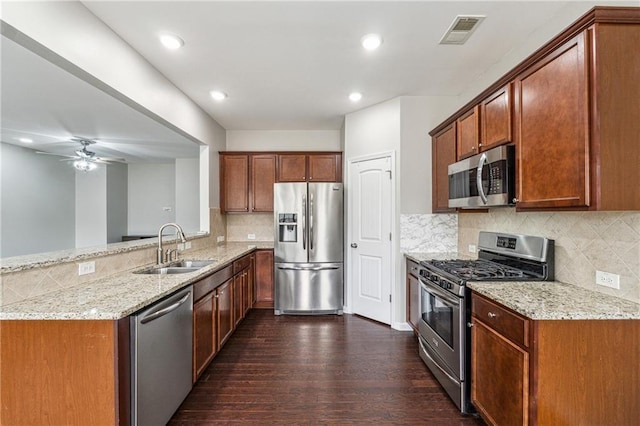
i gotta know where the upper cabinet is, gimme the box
[515,34,589,209]
[432,124,456,213]
[430,7,640,212]
[220,152,342,213]
[277,153,342,182]
[456,106,480,160]
[481,84,513,151]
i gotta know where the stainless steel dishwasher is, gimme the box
[131,285,193,426]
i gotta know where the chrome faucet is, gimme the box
[157,223,187,265]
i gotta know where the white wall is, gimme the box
[2,1,226,215]
[175,158,200,233]
[0,143,75,257]
[128,163,176,235]
[399,96,459,214]
[106,163,128,244]
[75,166,107,248]
[226,130,341,151]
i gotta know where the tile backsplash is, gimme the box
[458,209,640,303]
[226,213,274,242]
[400,214,458,253]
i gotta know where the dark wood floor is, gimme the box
[170,309,484,425]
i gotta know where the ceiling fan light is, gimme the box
[361,34,383,51]
[74,159,97,172]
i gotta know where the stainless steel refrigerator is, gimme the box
[274,182,343,315]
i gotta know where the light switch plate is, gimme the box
[247,234,256,240]
[78,261,95,276]
[217,236,225,243]
[596,270,620,289]
[468,244,476,253]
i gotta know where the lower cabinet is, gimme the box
[471,292,640,426]
[405,258,420,332]
[193,292,217,381]
[255,249,274,307]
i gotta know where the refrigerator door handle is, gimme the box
[309,193,314,251]
[302,195,306,250]
[276,265,340,271]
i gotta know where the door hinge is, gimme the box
[389,233,392,241]
[389,294,392,303]
[386,170,392,179]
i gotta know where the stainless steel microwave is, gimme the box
[448,145,515,208]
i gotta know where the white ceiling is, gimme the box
[82,0,633,130]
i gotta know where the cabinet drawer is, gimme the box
[472,294,529,348]
[194,265,233,301]
[406,259,420,278]
[233,255,251,274]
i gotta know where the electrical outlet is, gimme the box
[162,206,172,212]
[468,244,476,253]
[596,270,620,289]
[247,234,256,240]
[177,243,185,250]
[78,261,95,276]
[185,241,191,249]
[217,236,225,243]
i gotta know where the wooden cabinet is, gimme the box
[430,8,640,212]
[405,258,420,332]
[220,153,276,213]
[193,292,216,381]
[515,33,589,209]
[216,279,233,348]
[471,294,529,425]
[471,292,640,426]
[431,124,456,213]
[277,153,342,182]
[255,249,274,308]
[251,154,277,212]
[481,84,512,151]
[456,106,480,159]
[220,154,249,212]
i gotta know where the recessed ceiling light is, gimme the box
[210,90,227,101]
[349,92,363,102]
[159,33,184,50]
[361,34,383,51]
[18,137,33,144]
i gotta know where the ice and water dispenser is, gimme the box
[278,213,297,242]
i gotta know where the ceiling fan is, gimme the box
[36,138,126,171]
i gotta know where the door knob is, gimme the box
[350,243,358,248]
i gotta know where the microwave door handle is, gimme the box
[476,153,489,204]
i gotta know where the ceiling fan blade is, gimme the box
[35,151,78,159]
[97,156,127,163]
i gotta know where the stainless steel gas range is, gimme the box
[416,231,554,413]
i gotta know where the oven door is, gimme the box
[418,278,463,379]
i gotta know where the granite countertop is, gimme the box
[468,281,640,320]
[0,242,273,321]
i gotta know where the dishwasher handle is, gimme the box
[140,291,191,324]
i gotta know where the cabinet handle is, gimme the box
[487,312,497,318]
[512,198,519,203]
[467,322,474,328]
[472,146,476,151]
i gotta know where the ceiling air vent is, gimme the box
[439,15,486,45]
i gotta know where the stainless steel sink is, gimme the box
[133,259,215,275]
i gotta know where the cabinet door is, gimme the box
[406,273,420,332]
[220,154,249,212]
[251,154,277,212]
[277,154,307,182]
[456,106,480,159]
[432,124,456,213]
[255,249,274,306]
[472,319,529,426]
[481,84,512,151]
[193,293,216,382]
[308,154,342,182]
[233,273,244,327]
[515,33,589,209]
[244,267,253,315]
[217,280,233,348]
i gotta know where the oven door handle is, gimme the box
[419,280,460,306]
[476,153,489,205]
[418,337,460,385]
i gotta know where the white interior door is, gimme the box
[349,156,392,324]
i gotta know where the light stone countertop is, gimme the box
[468,281,640,320]
[0,242,273,321]
[403,253,640,320]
